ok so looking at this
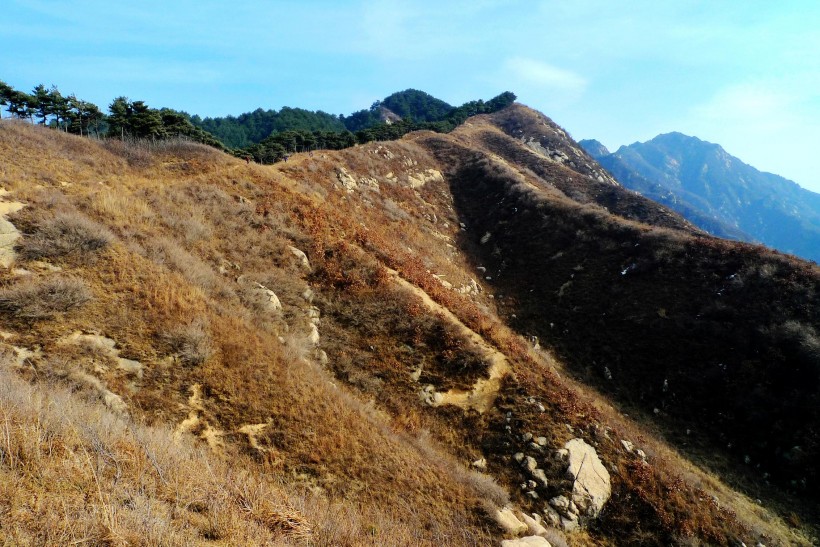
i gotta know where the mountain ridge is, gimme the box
[0,103,817,545]
[581,133,820,261]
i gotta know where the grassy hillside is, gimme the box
[0,113,816,546]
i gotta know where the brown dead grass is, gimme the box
[0,116,815,546]
[0,357,309,546]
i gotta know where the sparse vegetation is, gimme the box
[163,319,214,366]
[16,210,114,261]
[0,275,91,320]
[0,102,815,546]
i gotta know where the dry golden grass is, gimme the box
[0,357,309,546]
[0,121,501,545]
[0,117,815,546]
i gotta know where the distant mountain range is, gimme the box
[580,133,820,262]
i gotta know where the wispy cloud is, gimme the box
[502,57,587,94]
[503,57,586,93]
[690,82,805,133]
[691,83,797,129]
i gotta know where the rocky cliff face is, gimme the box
[582,133,820,261]
[0,109,817,546]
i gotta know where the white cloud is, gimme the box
[691,83,798,130]
[503,57,587,94]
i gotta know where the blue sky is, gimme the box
[2,0,819,191]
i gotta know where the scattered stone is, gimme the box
[336,167,358,192]
[433,275,453,290]
[359,176,380,189]
[519,513,548,538]
[406,169,443,188]
[306,323,320,346]
[481,232,492,244]
[554,449,569,462]
[620,439,634,453]
[500,536,552,547]
[419,385,443,406]
[560,515,579,533]
[494,507,528,537]
[58,331,143,379]
[457,278,482,295]
[288,246,311,271]
[472,457,487,471]
[535,436,547,446]
[523,456,538,473]
[522,432,533,442]
[526,491,539,499]
[514,452,525,463]
[253,283,282,313]
[549,495,570,511]
[531,468,549,488]
[542,506,561,528]
[636,449,647,461]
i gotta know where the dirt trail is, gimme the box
[386,268,511,413]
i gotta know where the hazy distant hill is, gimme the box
[581,134,820,262]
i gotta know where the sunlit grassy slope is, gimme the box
[0,111,815,546]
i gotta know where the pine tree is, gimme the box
[0,80,13,119]
[129,100,163,139]
[49,87,70,131]
[108,96,132,138]
[6,90,35,120]
[31,84,53,125]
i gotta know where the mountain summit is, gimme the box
[582,133,820,261]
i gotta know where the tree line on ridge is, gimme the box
[0,81,515,163]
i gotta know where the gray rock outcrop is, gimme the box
[565,438,611,518]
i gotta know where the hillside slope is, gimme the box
[581,133,820,262]
[0,110,817,546]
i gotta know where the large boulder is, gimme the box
[564,438,611,518]
[287,246,311,271]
